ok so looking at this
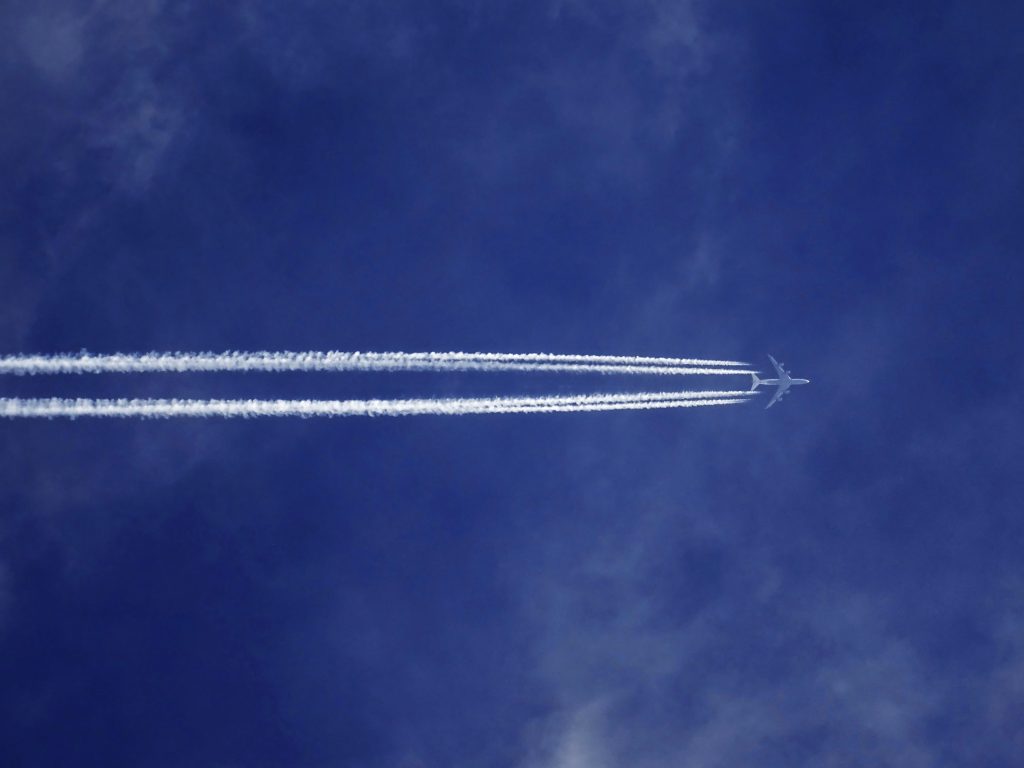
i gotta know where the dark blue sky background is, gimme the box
[2,1,1023,765]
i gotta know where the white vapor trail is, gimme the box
[0,391,752,419]
[0,351,750,377]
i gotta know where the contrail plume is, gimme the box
[0,391,752,419]
[365,352,748,367]
[0,351,750,377]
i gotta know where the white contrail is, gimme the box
[0,351,750,376]
[0,391,752,419]
[364,352,748,367]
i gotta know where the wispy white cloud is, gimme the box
[12,1,191,193]
[17,8,86,83]
[518,585,941,767]
[520,698,615,768]
[87,70,188,192]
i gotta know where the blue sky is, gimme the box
[2,1,1023,765]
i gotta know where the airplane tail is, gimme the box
[749,372,762,391]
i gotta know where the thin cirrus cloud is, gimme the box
[13,2,189,193]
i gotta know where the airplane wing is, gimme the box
[768,354,786,377]
[765,387,785,409]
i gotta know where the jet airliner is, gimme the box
[749,355,809,408]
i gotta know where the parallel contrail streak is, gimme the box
[0,351,749,376]
[0,391,752,419]
[352,352,748,367]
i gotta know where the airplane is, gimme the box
[749,355,809,409]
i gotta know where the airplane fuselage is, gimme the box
[758,377,809,388]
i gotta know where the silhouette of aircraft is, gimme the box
[749,355,809,409]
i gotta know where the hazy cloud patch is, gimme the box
[17,9,85,83]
